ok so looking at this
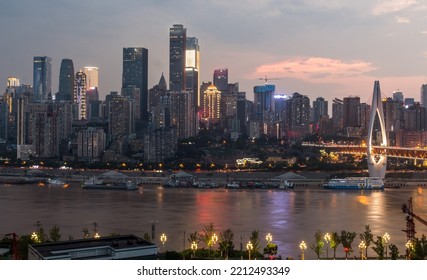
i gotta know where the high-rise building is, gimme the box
[343,96,360,128]
[83,66,99,90]
[57,59,74,102]
[33,56,52,102]
[253,84,275,121]
[203,84,221,124]
[332,98,343,132]
[393,91,404,104]
[421,85,427,108]
[213,69,228,93]
[285,92,310,140]
[77,127,106,161]
[169,24,186,92]
[122,47,148,122]
[109,95,134,138]
[185,37,200,107]
[74,70,87,120]
[312,97,328,125]
[170,91,195,139]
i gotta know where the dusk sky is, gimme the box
[2,0,427,104]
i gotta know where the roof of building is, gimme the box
[29,234,156,259]
[171,171,194,178]
[274,172,306,180]
[99,170,128,179]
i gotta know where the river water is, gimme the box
[1,183,426,259]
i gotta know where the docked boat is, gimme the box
[82,177,138,191]
[323,177,384,190]
[45,178,69,187]
[278,180,294,189]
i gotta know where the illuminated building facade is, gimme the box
[77,127,106,161]
[83,66,99,90]
[33,56,52,102]
[203,84,221,124]
[185,37,200,107]
[74,70,87,120]
[254,84,275,121]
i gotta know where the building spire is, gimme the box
[158,72,167,91]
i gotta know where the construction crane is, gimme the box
[258,76,280,85]
[402,197,427,241]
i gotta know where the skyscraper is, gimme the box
[33,56,52,102]
[169,24,186,91]
[213,69,228,93]
[83,66,99,90]
[122,47,148,122]
[253,84,275,121]
[343,96,360,128]
[203,84,221,124]
[185,37,200,106]
[57,59,74,102]
[421,85,427,108]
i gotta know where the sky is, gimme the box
[1,0,427,104]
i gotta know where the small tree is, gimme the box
[309,229,324,259]
[340,230,357,259]
[201,223,215,249]
[330,232,341,259]
[250,230,261,258]
[372,236,385,260]
[49,225,61,242]
[389,244,399,260]
[143,233,152,242]
[359,225,373,259]
[263,242,278,259]
[218,228,234,260]
[82,227,90,239]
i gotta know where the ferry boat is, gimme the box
[82,177,138,191]
[45,178,70,187]
[323,177,384,190]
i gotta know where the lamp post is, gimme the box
[299,241,307,260]
[210,233,218,259]
[246,241,253,260]
[359,241,366,260]
[405,240,413,260]
[324,233,331,259]
[191,241,198,259]
[266,233,272,244]
[160,233,167,252]
[383,232,390,260]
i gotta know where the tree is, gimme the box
[388,244,399,260]
[187,231,200,244]
[309,229,324,259]
[143,233,151,242]
[49,225,61,242]
[263,242,278,259]
[340,230,356,259]
[359,225,373,259]
[249,230,261,258]
[201,223,215,249]
[82,227,90,239]
[330,232,340,259]
[372,236,385,260]
[412,235,427,260]
[218,228,234,260]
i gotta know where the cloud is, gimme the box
[372,0,417,15]
[254,57,376,83]
[421,30,427,34]
[395,16,410,23]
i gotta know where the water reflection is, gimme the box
[1,184,426,259]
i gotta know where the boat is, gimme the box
[323,177,384,190]
[82,177,138,191]
[278,180,294,189]
[45,178,69,187]
[225,181,240,189]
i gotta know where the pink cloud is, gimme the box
[254,57,376,83]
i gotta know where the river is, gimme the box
[1,183,426,259]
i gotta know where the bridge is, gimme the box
[304,81,427,178]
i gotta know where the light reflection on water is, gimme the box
[0,184,426,259]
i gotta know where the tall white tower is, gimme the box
[367,81,387,178]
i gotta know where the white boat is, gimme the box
[323,177,384,190]
[278,180,294,189]
[45,178,69,187]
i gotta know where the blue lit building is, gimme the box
[253,84,275,121]
[33,56,52,102]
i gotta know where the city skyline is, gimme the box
[2,0,427,102]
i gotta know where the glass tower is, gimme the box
[57,58,74,102]
[122,47,148,122]
[33,56,52,102]
[169,24,186,92]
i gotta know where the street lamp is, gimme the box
[405,240,413,260]
[324,233,331,259]
[210,233,218,259]
[266,233,272,244]
[299,241,307,260]
[191,241,198,258]
[383,232,390,260]
[359,241,366,260]
[160,233,167,252]
[246,241,253,260]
